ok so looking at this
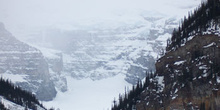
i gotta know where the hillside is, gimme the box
[112,0,220,109]
[0,77,46,110]
[0,22,57,101]
[136,34,220,110]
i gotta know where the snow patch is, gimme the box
[199,65,208,70]
[156,33,171,47]
[217,77,220,83]
[203,42,216,48]
[156,76,164,92]
[29,45,62,59]
[174,60,186,65]
[172,95,178,100]
[1,70,28,83]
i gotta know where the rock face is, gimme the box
[136,35,220,110]
[0,23,57,101]
[46,52,67,92]
[33,16,177,84]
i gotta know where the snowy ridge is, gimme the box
[0,96,45,110]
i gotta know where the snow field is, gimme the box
[43,74,132,110]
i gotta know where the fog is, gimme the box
[0,0,202,109]
[0,0,200,38]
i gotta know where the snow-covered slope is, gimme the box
[0,0,202,109]
[60,16,176,84]
[41,15,196,110]
[0,23,57,101]
[0,96,46,110]
[0,0,202,83]
[44,74,131,110]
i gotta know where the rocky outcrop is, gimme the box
[136,35,220,110]
[46,52,67,92]
[0,23,57,101]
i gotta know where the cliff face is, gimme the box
[0,23,57,101]
[136,35,220,110]
[114,1,220,109]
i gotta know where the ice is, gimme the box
[43,74,132,110]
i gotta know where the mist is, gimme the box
[0,0,201,40]
[0,0,203,109]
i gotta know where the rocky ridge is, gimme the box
[111,34,220,110]
[0,23,57,101]
[111,1,220,109]
[137,35,220,109]
[136,1,220,109]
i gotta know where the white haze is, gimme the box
[0,0,201,40]
[0,0,202,110]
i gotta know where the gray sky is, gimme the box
[0,0,201,38]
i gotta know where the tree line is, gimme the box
[111,0,220,109]
[0,77,45,110]
[166,0,220,51]
[111,72,156,110]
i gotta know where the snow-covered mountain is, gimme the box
[33,15,177,84]
[0,0,202,83]
[0,0,202,109]
[41,16,194,109]
[0,23,57,101]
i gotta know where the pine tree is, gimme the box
[167,0,220,51]
[0,77,45,110]
[200,102,205,110]
[0,101,8,110]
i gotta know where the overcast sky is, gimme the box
[0,0,201,38]
[0,0,201,23]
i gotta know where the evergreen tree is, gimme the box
[111,71,156,110]
[0,77,45,110]
[200,102,205,110]
[167,0,220,51]
[0,101,8,110]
